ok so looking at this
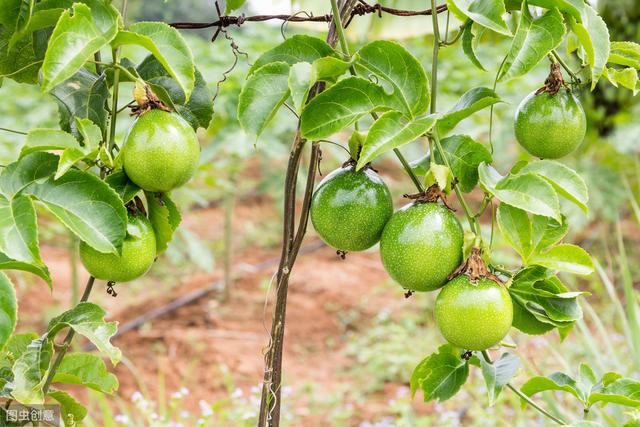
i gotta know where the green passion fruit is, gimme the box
[80,213,157,282]
[514,89,586,159]
[310,166,393,252]
[379,202,463,292]
[123,110,200,192]
[435,275,513,351]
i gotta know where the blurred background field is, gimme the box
[1,1,639,426]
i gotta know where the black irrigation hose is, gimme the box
[81,240,326,351]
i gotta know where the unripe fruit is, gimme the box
[435,275,513,350]
[80,214,157,282]
[380,202,463,292]
[123,110,200,192]
[514,90,586,159]
[310,166,393,252]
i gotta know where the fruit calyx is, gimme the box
[126,196,147,216]
[403,184,454,210]
[535,62,568,96]
[448,247,502,284]
[131,80,171,116]
[342,157,378,173]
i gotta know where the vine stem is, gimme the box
[481,351,566,425]
[257,4,352,425]
[428,0,480,240]
[41,276,96,395]
[0,127,27,135]
[107,0,129,155]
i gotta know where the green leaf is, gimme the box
[0,273,17,351]
[521,372,586,404]
[136,54,213,130]
[288,61,312,114]
[531,215,568,254]
[311,56,351,81]
[603,67,638,94]
[112,22,195,100]
[286,58,353,115]
[530,244,594,275]
[20,128,79,157]
[300,76,398,140]
[22,164,127,254]
[589,378,640,408]
[53,352,118,394]
[50,68,110,137]
[105,170,140,204]
[146,191,181,255]
[249,35,336,75]
[410,344,469,402]
[75,117,102,147]
[480,352,520,405]
[0,252,51,285]
[518,160,589,213]
[18,128,97,179]
[567,422,604,427]
[509,267,586,335]
[41,2,120,92]
[354,40,430,117]
[7,7,63,51]
[499,5,565,82]
[409,153,431,177]
[47,302,121,365]
[566,3,610,89]
[356,112,436,169]
[425,164,454,194]
[497,204,533,260]
[461,20,486,71]
[224,0,246,14]
[608,41,640,69]
[434,134,492,192]
[48,389,88,424]
[0,332,38,370]
[238,62,290,138]
[479,164,561,221]
[0,15,48,84]
[9,336,53,404]
[449,0,511,36]
[0,151,58,196]
[0,194,42,265]
[437,87,501,135]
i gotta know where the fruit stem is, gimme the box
[551,49,580,84]
[481,351,567,425]
[108,47,122,156]
[41,276,96,396]
[329,0,424,193]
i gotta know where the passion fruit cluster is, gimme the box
[310,163,512,351]
[80,87,200,284]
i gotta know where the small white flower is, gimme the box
[114,414,130,424]
[231,388,244,399]
[179,387,190,396]
[199,400,213,417]
[180,410,190,418]
[131,391,143,402]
